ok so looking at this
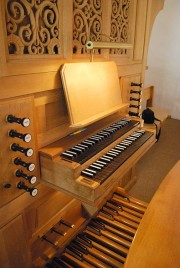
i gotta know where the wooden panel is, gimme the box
[24,190,74,239]
[124,160,180,268]
[117,63,142,77]
[34,89,70,148]
[120,74,141,103]
[0,71,62,100]
[133,0,148,61]
[141,86,154,106]
[0,1,7,78]
[0,231,9,268]
[0,96,39,207]
[61,62,127,127]
[1,215,31,268]
[46,99,68,130]
[37,122,70,149]
[31,199,87,268]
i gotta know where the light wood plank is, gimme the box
[124,160,180,268]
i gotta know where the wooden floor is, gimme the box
[128,118,180,202]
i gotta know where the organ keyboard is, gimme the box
[60,118,138,164]
[39,113,156,206]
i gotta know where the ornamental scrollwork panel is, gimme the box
[73,0,131,56]
[4,0,132,57]
[110,0,131,55]
[73,0,103,55]
[5,0,62,55]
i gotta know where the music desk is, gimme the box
[124,160,180,268]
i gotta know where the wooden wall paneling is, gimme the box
[0,214,32,268]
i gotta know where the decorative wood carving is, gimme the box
[4,0,131,57]
[73,0,131,55]
[73,0,103,54]
[110,0,131,55]
[5,0,61,55]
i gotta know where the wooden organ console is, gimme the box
[0,62,158,268]
[1,1,176,267]
[39,62,156,208]
[32,62,156,267]
[40,115,155,206]
[3,59,179,267]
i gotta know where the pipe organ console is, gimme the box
[39,62,155,208]
[0,82,176,265]
[0,0,173,266]
[39,116,155,206]
[0,62,157,268]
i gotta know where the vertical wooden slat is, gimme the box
[2,215,32,268]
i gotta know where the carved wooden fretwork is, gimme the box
[110,0,130,55]
[73,0,131,56]
[5,0,61,55]
[73,0,103,54]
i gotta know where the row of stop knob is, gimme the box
[6,114,38,197]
